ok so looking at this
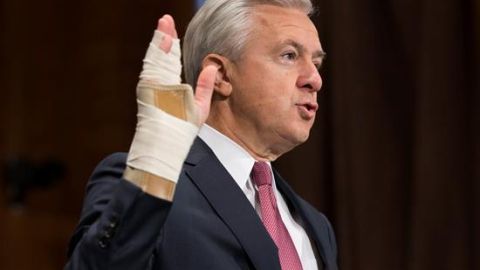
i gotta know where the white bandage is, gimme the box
[126,28,198,183]
[127,100,198,183]
[140,30,182,85]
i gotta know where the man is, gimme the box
[65,0,337,269]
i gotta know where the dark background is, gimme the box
[0,0,478,269]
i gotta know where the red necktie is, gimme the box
[251,161,303,270]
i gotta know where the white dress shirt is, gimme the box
[198,124,318,270]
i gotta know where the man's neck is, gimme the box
[205,117,293,162]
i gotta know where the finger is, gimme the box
[163,14,178,39]
[158,34,173,53]
[195,65,218,100]
[195,65,218,119]
[157,16,168,32]
[157,16,173,53]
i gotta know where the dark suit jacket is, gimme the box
[65,138,338,270]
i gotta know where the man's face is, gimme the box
[226,5,324,155]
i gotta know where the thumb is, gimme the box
[194,65,218,125]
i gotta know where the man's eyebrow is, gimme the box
[282,39,326,59]
[314,50,327,59]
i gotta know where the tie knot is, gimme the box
[251,161,272,187]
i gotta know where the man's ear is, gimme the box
[201,54,233,97]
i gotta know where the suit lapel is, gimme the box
[273,170,329,270]
[184,139,282,270]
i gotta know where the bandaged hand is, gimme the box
[124,15,217,200]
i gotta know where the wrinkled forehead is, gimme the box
[245,5,321,50]
[251,5,317,32]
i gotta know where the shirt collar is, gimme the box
[198,124,258,189]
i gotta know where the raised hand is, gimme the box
[142,14,217,126]
[125,15,218,194]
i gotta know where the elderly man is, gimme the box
[65,0,337,269]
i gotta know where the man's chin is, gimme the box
[283,130,311,150]
[295,132,310,145]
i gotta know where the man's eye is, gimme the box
[282,52,297,61]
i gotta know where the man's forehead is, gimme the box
[252,5,314,26]
[251,5,319,39]
[248,7,322,52]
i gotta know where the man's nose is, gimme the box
[296,60,322,92]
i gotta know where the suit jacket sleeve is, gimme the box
[65,152,170,270]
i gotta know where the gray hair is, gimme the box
[182,0,313,88]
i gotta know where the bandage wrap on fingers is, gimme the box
[125,29,198,188]
[140,30,182,85]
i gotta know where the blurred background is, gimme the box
[0,0,478,269]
